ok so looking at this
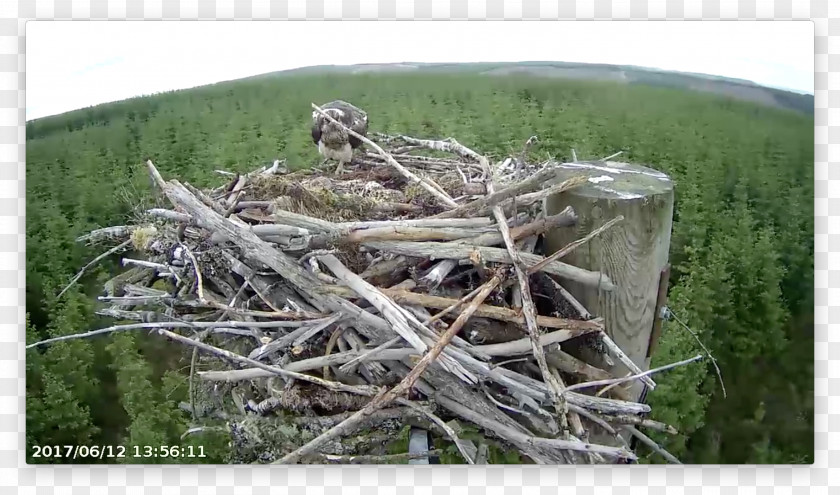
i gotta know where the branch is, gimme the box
[57,239,132,300]
[563,354,704,396]
[526,215,624,275]
[75,225,134,244]
[26,317,331,350]
[624,426,681,464]
[599,331,657,390]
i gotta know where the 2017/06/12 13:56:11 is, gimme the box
[30,444,208,460]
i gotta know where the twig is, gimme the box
[599,331,657,390]
[562,354,704,396]
[602,414,678,435]
[600,151,624,161]
[473,328,602,357]
[75,225,134,244]
[249,314,343,361]
[121,258,181,283]
[544,276,592,320]
[180,243,206,303]
[526,216,624,275]
[337,336,402,374]
[57,239,132,300]
[567,404,618,438]
[489,357,530,369]
[624,426,681,464]
[423,284,485,325]
[322,326,347,381]
[430,169,582,219]
[665,308,727,398]
[26,318,331,349]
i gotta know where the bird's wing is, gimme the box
[350,111,368,136]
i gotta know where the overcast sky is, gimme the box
[26,20,813,121]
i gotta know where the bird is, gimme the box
[311,100,368,174]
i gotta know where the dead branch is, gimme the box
[624,426,681,464]
[57,239,132,300]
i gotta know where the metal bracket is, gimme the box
[645,263,671,361]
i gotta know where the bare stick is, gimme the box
[600,151,624,161]
[567,404,618,437]
[249,314,343,360]
[473,137,570,434]
[312,103,457,209]
[527,216,624,275]
[180,243,206,303]
[146,208,192,223]
[601,414,678,435]
[550,366,586,441]
[147,159,167,191]
[338,336,402,373]
[563,354,704,396]
[624,426,681,464]
[57,239,132,300]
[423,284,485,325]
[26,317,330,350]
[544,276,592,320]
[474,328,601,356]
[599,331,657,390]
[76,225,134,244]
[666,308,727,398]
[492,199,569,433]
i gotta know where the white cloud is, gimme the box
[25,20,813,121]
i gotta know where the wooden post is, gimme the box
[543,160,674,404]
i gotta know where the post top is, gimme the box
[553,161,673,200]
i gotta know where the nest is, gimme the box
[65,124,688,464]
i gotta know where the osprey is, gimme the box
[311,100,368,174]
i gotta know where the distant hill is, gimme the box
[248,61,813,115]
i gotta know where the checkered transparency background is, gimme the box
[0,0,833,492]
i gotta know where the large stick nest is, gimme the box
[67,121,689,465]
